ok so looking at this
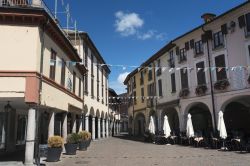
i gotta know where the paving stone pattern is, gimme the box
[46,136,250,166]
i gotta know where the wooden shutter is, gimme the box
[238,15,246,28]
[221,24,228,35]
[175,47,180,55]
[190,39,194,49]
[201,33,207,43]
[185,42,190,50]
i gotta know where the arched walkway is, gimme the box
[187,103,213,136]
[134,113,146,136]
[161,107,179,134]
[223,96,250,137]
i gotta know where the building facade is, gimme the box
[125,1,250,138]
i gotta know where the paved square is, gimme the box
[46,135,250,166]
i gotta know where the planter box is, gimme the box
[87,139,91,147]
[64,143,78,155]
[47,147,62,162]
[79,140,88,151]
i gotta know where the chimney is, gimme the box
[32,0,42,7]
[201,13,216,23]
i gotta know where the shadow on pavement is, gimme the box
[112,134,152,144]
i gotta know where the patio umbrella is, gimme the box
[163,115,171,138]
[148,116,155,134]
[186,113,194,138]
[217,111,227,139]
[0,125,5,149]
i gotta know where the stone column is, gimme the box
[48,111,55,138]
[62,113,67,143]
[85,116,89,132]
[113,121,116,135]
[78,115,83,132]
[25,107,36,165]
[92,117,95,140]
[106,119,109,138]
[116,122,119,135]
[97,118,101,139]
[72,113,76,133]
[102,119,105,138]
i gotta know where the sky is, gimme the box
[44,0,245,94]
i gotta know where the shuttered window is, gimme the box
[171,73,176,92]
[196,62,206,85]
[79,78,81,97]
[158,79,163,97]
[141,88,144,103]
[60,59,66,86]
[213,31,224,48]
[49,49,57,80]
[195,40,203,55]
[180,68,188,89]
[246,13,250,35]
[215,54,227,81]
[73,72,76,93]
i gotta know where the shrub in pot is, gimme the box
[78,131,90,151]
[47,136,63,162]
[87,132,92,147]
[64,133,79,155]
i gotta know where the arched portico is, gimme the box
[134,112,146,136]
[161,107,180,134]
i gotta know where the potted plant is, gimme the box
[214,79,230,90]
[86,132,92,147]
[179,88,190,98]
[47,136,63,162]
[195,85,208,96]
[78,131,90,151]
[64,133,79,155]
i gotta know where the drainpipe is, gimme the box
[201,26,217,132]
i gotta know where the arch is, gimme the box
[96,109,100,118]
[161,107,180,134]
[134,112,146,136]
[89,107,95,116]
[186,102,213,135]
[223,95,250,136]
[83,105,88,115]
[101,111,105,119]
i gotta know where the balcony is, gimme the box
[168,59,175,68]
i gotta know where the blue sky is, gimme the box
[44,0,245,94]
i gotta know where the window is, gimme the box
[171,73,176,93]
[16,115,27,145]
[215,54,227,81]
[91,78,94,98]
[194,40,203,55]
[97,63,99,80]
[180,68,189,89]
[147,83,155,96]
[49,49,57,80]
[213,31,224,48]
[246,13,250,36]
[133,91,137,104]
[84,75,88,94]
[141,88,144,103]
[156,59,162,76]
[179,48,187,63]
[148,65,153,81]
[85,45,88,68]
[169,50,175,67]
[158,79,163,97]
[196,62,206,85]
[79,78,81,97]
[91,54,94,75]
[102,69,104,100]
[60,59,66,86]
[97,82,100,101]
[133,76,136,89]
[73,72,76,93]
[140,71,144,85]
[0,113,6,149]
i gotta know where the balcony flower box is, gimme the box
[179,88,190,98]
[214,79,230,90]
[195,85,207,96]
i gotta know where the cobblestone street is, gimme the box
[45,135,250,166]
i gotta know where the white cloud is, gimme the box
[155,33,167,40]
[117,72,129,84]
[115,11,144,36]
[109,72,129,95]
[137,30,156,40]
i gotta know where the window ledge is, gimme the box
[194,52,204,58]
[212,45,225,51]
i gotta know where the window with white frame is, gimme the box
[169,50,175,67]
[179,48,187,63]
[213,31,224,49]
[196,61,206,85]
[215,54,227,81]
[194,40,203,55]
[180,67,189,89]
